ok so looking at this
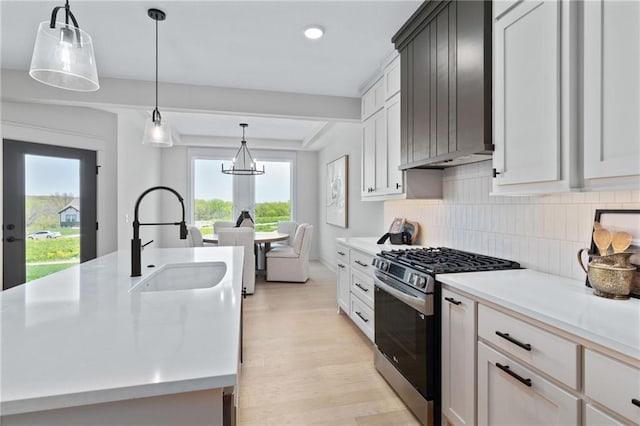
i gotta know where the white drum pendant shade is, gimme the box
[142,115,173,147]
[29,21,99,92]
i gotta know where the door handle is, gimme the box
[6,236,24,242]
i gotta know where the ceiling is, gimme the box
[0,0,421,148]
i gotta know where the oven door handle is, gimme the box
[374,274,430,316]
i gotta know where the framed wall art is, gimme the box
[587,209,640,298]
[326,155,348,228]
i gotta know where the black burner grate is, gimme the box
[379,247,520,274]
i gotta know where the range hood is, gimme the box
[418,153,493,168]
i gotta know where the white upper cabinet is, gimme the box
[493,0,580,194]
[360,56,442,201]
[361,78,385,121]
[384,56,401,101]
[385,93,403,194]
[583,0,640,188]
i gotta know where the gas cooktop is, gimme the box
[378,247,521,274]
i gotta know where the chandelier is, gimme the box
[222,123,265,175]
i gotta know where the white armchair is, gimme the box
[186,225,204,247]
[277,221,298,246]
[266,224,313,283]
[218,228,256,294]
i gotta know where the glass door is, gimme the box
[3,140,97,290]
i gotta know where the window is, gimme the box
[190,149,295,233]
[65,213,77,222]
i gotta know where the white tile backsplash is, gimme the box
[385,161,640,281]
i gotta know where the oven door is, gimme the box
[374,271,436,400]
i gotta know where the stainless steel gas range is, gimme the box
[372,247,520,425]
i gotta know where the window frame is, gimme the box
[187,147,297,226]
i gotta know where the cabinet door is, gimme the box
[477,342,580,426]
[361,117,376,196]
[386,93,403,194]
[441,289,476,426]
[336,261,349,312]
[400,44,413,166]
[373,109,387,193]
[584,0,640,179]
[493,1,562,185]
[412,25,432,163]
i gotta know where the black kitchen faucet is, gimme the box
[131,186,187,277]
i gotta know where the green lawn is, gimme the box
[26,236,80,263]
[26,262,78,281]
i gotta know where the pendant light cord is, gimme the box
[155,17,159,112]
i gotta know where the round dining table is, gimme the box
[203,231,288,246]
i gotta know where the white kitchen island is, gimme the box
[0,247,244,426]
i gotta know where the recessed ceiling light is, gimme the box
[304,26,324,40]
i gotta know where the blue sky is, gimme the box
[25,155,79,197]
[24,155,291,202]
[195,159,291,202]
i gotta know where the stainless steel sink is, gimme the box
[130,262,227,292]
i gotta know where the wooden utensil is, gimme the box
[611,232,633,254]
[593,228,612,256]
[593,221,603,231]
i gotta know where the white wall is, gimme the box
[385,160,640,282]
[115,112,162,250]
[0,101,118,269]
[316,123,385,266]
[295,151,319,259]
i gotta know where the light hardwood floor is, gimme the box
[238,261,421,426]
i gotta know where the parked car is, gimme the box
[27,230,62,239]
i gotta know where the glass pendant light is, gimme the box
[29,0,99,91]
[222,124,265,175]
[142,8,172,148]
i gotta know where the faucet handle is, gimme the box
[180,222,188,239]
[142,240,154,250]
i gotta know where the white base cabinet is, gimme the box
[477,342,580,426]
[336,243,350,313]
[441,282,639,426]
[441,289,476,426]
[334,239,377,342]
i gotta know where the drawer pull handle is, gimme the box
[632,398,640,408]
[355,282,369,292]
[355,260,369,267]
[445,297,461,305]
[337,264,345,269]
[337,251,346,256]
[355,311,369,323]
[496,331,532,351]
[496,363,532,388]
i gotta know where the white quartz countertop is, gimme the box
[438,269,640,361]
[336,237,421,256]
[0,247,244,415]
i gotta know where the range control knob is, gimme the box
[416,276,427,289]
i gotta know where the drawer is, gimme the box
[584,349,640,424]
[585,404,626,426]
[350,269,373,308]
[478,304,579,389]
[350,249,374,277]
[350,295,374,341]
[336,244,350,263]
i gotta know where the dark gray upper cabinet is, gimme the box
[393,0,492,169]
